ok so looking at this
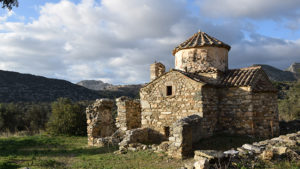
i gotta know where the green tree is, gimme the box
[1,0,18,10]
[278,81,300,121]
[46,98,87,136]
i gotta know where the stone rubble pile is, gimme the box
[182,131,300,169]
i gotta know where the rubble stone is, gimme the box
[86,99,116,146]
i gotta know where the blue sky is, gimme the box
[0,0,300,84]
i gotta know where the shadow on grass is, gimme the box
[0,136,118,157]
[0,161,20,169]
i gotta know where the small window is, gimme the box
[166,86,172,96]
[164,126,170,137]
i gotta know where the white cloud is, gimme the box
[0,0,299,85]
[197,0,300,19]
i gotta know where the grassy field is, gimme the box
[0,134,299,169]
[0,135,184,169]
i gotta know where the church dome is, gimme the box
[172,31,231,56]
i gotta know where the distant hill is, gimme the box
[0,70,103,102]
[252,64,297,82]
[286,62,300,79]
[77,80,113,90]
[77,80,143,99]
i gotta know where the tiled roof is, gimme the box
[218,66,262,87]
[172,31,231,55]
[143,66,276,92]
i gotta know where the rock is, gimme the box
[184,161,195,169]
[158,141,169,152]
[273,146,287,155]
[242,144,261,153]
[237,147,248,156]
[224,150,239,156]
[260,150,273,161]
[194,157,209,169]
[194,150,224,160]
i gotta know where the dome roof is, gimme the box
[172,31,231,56]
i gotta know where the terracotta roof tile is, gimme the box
[174,66,264,87]
[218,66,261,87]
[172,31,231,55]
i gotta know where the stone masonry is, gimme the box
[116,96,141,131]
[168,115,204,159]
[86,99,116,146]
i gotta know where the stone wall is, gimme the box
[184,131,300,169]
[174,47,228,72]
[116,96,141,131]
[252,92,280,137]
[168,115,204,159]
[218,87,279,137]
[140,71,206,135]
[218,87,254,135]
[150,62,165,81]
[119,128,165,150]
[86,99,116,146]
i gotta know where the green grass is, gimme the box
[0,135,183,169]
[1,134,299,169]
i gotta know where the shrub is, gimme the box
[278,81,300,121]
[46,98,87,136]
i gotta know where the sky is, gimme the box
[0,0,300,84]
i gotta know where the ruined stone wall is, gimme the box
[174,47,228,72]
[218,87,254,135]
[86,99,116,146]
[140,71,208,136]
[168,115,204,159]
[116,96,141,131]
[252,92,279,137]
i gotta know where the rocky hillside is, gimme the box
[286,62,300,79]
[253,64,297,81]
[77,80,143,99]
[0,70,103,102]
[77,80,113,90]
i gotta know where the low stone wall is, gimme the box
[116,96,141,131]
[119,128,165,151]
[168,115,207,159]
[183,131,300,169]
[86,99,116,146]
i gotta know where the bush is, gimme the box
[278,81,300,121]
[0,102,51,133]
[46,98,87,136]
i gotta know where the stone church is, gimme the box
[86,31,280,159]
[140,31,279,139]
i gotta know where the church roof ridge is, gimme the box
[172,31,231,56]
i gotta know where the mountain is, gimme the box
[77,80,113,90]
[0,70,103,102]
[77,80,143,99]
[252,64,297,82]
[286,62,300,79]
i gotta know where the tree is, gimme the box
[1,0,18,10]
[46,98,87,136]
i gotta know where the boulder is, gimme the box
[242,144,261,153]
[194,150,224,160]
[194,157,209,169]
[259,149,273,161]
